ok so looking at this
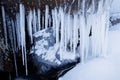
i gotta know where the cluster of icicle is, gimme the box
[52,0,110,61]
[1,3,51,76]
[1,0,110,77]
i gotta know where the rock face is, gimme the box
[0,0,101,17]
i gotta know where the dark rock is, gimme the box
[27,53,79,80]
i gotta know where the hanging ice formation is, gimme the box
[52,0,110,61]
[1,0,110,77]
[37,9,41,31]
[45,5,49,29]
[19,4,28,75]
[1,6,8,48]
[27,10,33,44]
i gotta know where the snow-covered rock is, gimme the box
[31,27,79,65]
[110,13,120,25]
[30,27,80,79]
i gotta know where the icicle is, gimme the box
[64,14,67,51]
[73,14,78,55]
[42,15,44,29]
[6,16,18,77]
[48,15,51,27]
[90,0,110,58]
[24,44,28,76]
[55,8,60,43]
[79,15,86,62]
[82,0,85,15]
[66,14,70,44]
[45,5,49,29]
[52,9,56,37]
[92,0,95,13]
[101,0,110,56]
[66,14,72,51]
[85,15,92,60]
[27,10,33,44]
[15,13,21,50]
[52,7,61,44]
[78,0,80,10]
[1,6,8,48]
[37,9,41,31]
[11,20,17,52]
[60,8,65,60]
[20,3,25,65]
[33,9,37,33]
[70,16,73,52]
[19,4,28,76]
[11,19,18,77]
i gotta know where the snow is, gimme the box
[110,0,120,14]
[33,29,51,38]
[109,22,120,30]
[60,23,120,80]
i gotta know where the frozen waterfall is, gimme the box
[1,0,110,77]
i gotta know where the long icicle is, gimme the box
[20,3,25,65]
[27,10,33,44]
[15,13,21,50]
[1,6,8,48]
[37,9,41,31]
[33,9,37,33]
[11,19,18,77]
[60,7,65,60]
[45,5,49,29]
[19,4,28,75]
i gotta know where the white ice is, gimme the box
[45,5,49,29]
[37,9,41,31]
[33,9,37,33]
[19,4,28,75]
